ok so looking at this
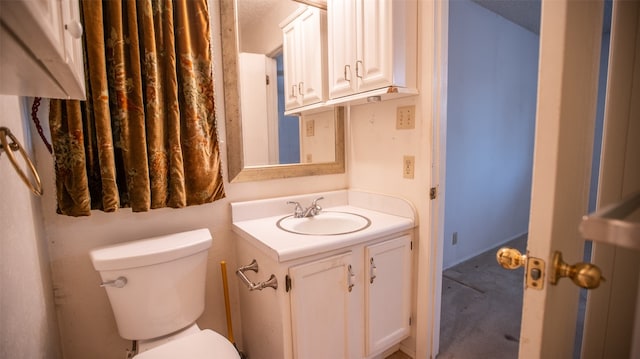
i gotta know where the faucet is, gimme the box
[287,196,324,218]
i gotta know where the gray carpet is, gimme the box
[438,236,527,359]
[438,235,588,359]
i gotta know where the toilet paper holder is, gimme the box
[236,259,278,291]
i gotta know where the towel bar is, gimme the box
[0,127,42,196]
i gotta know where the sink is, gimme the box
[277,211,371,236]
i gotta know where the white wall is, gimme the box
[442,0,539,269]
[0,95,62,359]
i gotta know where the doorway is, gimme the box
[437,0,611,357]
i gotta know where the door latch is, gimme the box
[496,247,545,290]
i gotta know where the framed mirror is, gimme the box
[220,0,345,182]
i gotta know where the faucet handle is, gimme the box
[287,201,304,218]
[310,196,324,216]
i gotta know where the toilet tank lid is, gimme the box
[90,228,212,271]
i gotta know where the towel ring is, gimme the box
[0,127,43,196]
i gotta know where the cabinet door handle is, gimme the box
[291,84,297,98]
[298,82,304,96]
[370,258,377,284]
[356,60,363,79]
[348,264,355,292]
[344,65,351,82]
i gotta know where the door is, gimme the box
[327,0,357,98]
[365,235,412,357]
[516,0,638,357]
[357,0,392,93]
[288,252,357,359]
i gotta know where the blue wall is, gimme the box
[443,0,540,268]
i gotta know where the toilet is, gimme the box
[89,228,240,358]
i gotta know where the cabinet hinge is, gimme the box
[429,187,437,200]
[266,75,270,85]
[410,241,413,250]
[285,275,292,292]
[409,316,412,326]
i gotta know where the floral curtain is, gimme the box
[49,0,225,216]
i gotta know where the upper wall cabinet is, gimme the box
[327,0,417,102]
[0,0,86,100]
[281,7,328,113]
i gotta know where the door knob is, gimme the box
[550,251,604,289]
[496,247,526,269]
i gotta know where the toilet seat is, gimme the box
[134,330,240,359]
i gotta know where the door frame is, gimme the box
[422,0,611,358]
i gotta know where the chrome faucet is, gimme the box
[287,196,324,218]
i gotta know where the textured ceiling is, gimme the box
[472,0,541,33]
[236,0,611,38]
[472,0,612,35]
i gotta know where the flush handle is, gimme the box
[100,276,127,288]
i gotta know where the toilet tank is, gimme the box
[90,229,212,340]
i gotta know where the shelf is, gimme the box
[579,191,640,250]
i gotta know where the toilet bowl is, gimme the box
[90,228,239,358]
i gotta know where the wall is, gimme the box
[442,0,539,269]
[0,95,62,359]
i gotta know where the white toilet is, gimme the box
[89,228,240,358]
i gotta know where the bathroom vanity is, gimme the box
[231,190,416,359]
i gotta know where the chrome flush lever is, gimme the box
[100,276,127,288]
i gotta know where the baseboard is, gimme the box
[443,231,528,270]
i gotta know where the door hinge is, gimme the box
[430,187,437,200]
[266,75,270,85]
[410,241,413,251]
[285,275,291,292]
[409,316,412,326]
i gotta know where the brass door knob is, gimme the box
[496,247,526,270]
[550,251,604,289]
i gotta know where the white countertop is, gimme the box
[231,190,416,262]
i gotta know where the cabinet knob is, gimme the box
[65,21,83,39]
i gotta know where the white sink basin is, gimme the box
[277,211,371,236]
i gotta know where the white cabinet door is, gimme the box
[298,8,326,106]
[289,252,357,359]
[282,7,327,111]
[328,0,416,100]
[327,0,357,99]
[282,20,301,109]
[365,235,412,356]
[0,0,85,99]
[357,0,393,92]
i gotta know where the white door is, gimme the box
[518,0,640,357]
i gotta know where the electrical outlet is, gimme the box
[396,105,416,129]
[452,232,458,245]
[403,155,415,179]
[305,120,315,137]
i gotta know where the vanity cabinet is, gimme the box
[0,0,85,99]
[326,0,417,100]
[289,234,412,358]
[281,7,328,111]
[235,231,412,359]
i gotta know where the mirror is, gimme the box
[220,0,344,182]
